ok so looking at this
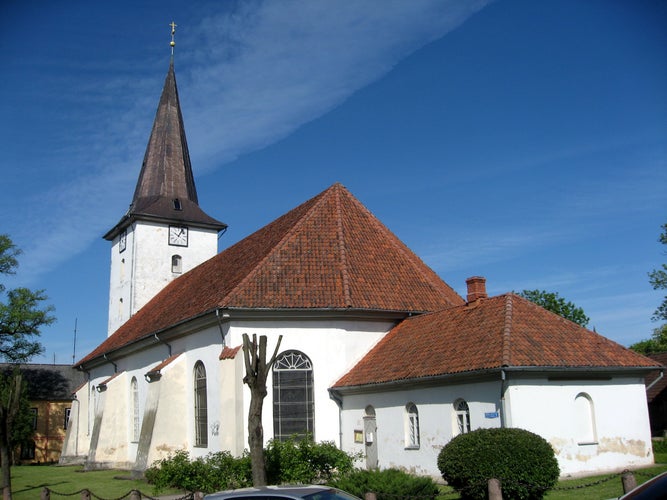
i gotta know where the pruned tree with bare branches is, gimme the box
[242,333,282,486]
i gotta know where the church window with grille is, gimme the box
[273,350,314,441]
[194,361,208,447]
[405,402,420,449]
[454,399,470,435]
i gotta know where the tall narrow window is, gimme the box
[405,403,420,449]
[194,361,208,447]
[273,350,314,441]
[64,408,71,430]
[171,255,182,274]
[574,393,597,444]
[131,377,140,442]
[454,399,470,435]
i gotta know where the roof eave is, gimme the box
[76,306,414,371]
[103,212,227,241]
[331,364,660,394]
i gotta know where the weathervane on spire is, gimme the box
[170,21,177,56]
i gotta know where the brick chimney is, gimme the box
[466,276,487,303]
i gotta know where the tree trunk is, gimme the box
[242,334,282,487]
[0,372,22,500]
[1,442,11,500]
[247,384,267,486]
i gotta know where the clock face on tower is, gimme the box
[168,225,188,247]
[119,230,127,253]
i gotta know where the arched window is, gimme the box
[273,350,314,441]
[405,403,420,449]
[574,392,597,444]
[171,255,182,274]
[454,399,470,435]
[131,377,140,442]
[194,361,208,447]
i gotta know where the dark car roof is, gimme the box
[204,485,360,500]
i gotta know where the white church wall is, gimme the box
[227,318,393,447]
[91,372,131,468]
[506,375,654,477]
[181,329,230,459]
[146,355,189,466]
[338,380,502,477]
[108,222,218,335]
[218,351,246,456]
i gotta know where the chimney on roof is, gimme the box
[466,276,487,303]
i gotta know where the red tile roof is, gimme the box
[78,183,463,367]
[220,345,242,360]
[333,293,660,388]
[145,353,182,376]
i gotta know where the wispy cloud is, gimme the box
[7,0,491,285]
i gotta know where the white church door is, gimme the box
[363,405,378,469]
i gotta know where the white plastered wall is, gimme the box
[339,380,501,477]
[108,222,218,335]
[506,375,654,476]
[226,318,393,447]
[64,315,393,469]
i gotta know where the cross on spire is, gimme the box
[170,21,177,55]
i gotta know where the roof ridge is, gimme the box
[501,294,513,366]
[334,185,353,307]
[217,185,337,306]
[367,209,462,306]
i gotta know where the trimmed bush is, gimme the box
[329,468,439,500]
[437,427,559,500]
[146,438,356,493]
[265,436,356,484]
[145,450,251,493]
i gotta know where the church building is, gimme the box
[60,55,660,478]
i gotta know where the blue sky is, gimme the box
[1,0,665,364]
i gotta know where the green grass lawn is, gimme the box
[437,457,667,500]
[9,465,184,500]
[9,459,667,500]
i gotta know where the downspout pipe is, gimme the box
[500,369,509,428]
[103,354,117,373]
[154,333,172,357]
[647,370,664,392]
[328,389,344,450]
[215,309,231,347]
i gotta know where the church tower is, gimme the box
[103,41,226,336]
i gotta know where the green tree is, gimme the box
[629,223,667,355]
[0,235,54,499]
[630,324,667,355]
[649,222,667,322]
[518,289,590,327]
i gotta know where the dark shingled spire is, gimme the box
[105,61,225,240]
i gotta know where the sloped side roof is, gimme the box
[0,364,87,400]
[333,293,660,388]
[646,352,667,402]
[105,61,225,239]
[79,183,463,366]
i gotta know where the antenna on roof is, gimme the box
[170,21,177,57]
[72,318,78,365]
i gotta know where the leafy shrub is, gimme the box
[653,438,667,454]
[437,427,559,500]
[146,438,355,493]
[329,468,439,500]
[265,436,356,484]
[145,450,251,494]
